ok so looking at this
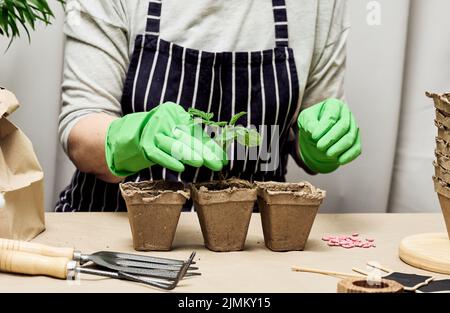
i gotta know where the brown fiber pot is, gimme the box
[436,109,450,129]
[433,177,450,240]
[434,161,450,183]
[436,137,450,156]
[120,181,189,251]
[256,181,326,251]
[427,92,450,115]
[190,179,256,252]
[435,150,450,172]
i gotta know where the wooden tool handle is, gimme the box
[292,266,365,279]
[0,238,74,259]
[0,250,70,279]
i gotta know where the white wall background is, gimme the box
[0,2,65,212]
[287,0,411,213]
[389,0,450,213]
[0,0,448,213]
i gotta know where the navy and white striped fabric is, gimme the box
[55,0,300,212]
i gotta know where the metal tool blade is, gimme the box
[81,251,195,266]
[114,259,199,272]
[81,251,200,279]
[77,267,173,290]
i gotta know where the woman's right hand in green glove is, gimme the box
[105,102,227,177]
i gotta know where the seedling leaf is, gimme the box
[229,112,247,126]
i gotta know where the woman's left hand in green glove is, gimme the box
[297,98,362,174]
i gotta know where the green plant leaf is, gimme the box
[214,121,228,127]
[188,107,214,121]
[0,0,66,47]
[214,126,235,149]
[229,111,247,126]
[235,126,261,147]
[187,108,261,152]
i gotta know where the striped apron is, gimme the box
[55,0,300,212]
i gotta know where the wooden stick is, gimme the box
[291,266,365,279]
[352,267,369,276]
[366,261,392,274]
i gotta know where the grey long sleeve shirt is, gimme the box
[59,0,349,154]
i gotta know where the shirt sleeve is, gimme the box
[289,0,350,171]
[59,0,129,154]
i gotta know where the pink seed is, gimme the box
[366,238,374,242]
[352,233,359,237]
[322,236,331,241]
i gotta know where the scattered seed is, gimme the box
[322,233,376,249]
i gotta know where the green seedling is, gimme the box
[188,108,261,180]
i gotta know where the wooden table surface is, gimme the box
[1,213,449,293]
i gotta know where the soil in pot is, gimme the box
[256,181,326,251]
[120,180,189,251]
[190,178,256,252]
[433,177,450,239]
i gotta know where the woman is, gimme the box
[56,0,361,212]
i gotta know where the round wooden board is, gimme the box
[399,233,450,275]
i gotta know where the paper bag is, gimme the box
[0,88,45,240]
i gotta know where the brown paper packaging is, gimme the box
[0,88,45,240]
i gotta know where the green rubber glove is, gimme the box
[105,102,227,177]
[297,98,361,174]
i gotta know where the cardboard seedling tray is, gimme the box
[432,176,450,239]
[120,181,189,251]
[256,181,325,251]
[435,151,450,171]
[434,161,450,183]
[436,137,450,156]
[427,92,450,115]
[191,179,256,252]
[436,109,450,129]
[435,120,450,143]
